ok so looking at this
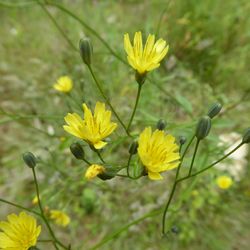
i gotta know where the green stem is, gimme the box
[32,168,68,250]
[161,134,195,234]
[126,154,133,177]
[89,209,162,250]
[87,65,130,136]
[127,84,143,131]
[82,158,92,166]
[0,198,41,216]
[188,139,200,176]
[178,142,244,182]
[36,0,77,51]
[45,1,127,64]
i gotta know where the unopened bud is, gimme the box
[135,71,146,85]
[98,166,117,180]
[79,38,93,65]
[70,143,85,160]
[157,119,167,130]
[207,102,222,119]
[242,128,250,144]
[195,116,211,140]
[22,152,37,168]
[129,141,138,155]
[179,136,186,145]
[171,226,180,234]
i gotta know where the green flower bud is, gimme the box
[98,166,118,180]
[22,152,37,168]
[171,226,180,234]
[156,119,167,130]
[70,143,85,160]
[135,71,146,85]
[179,136,186,145]
[79,38,93,65]
[242,128,250,144]
[207,102,222,119]
[195,116,211,140]
[129,141,138,155]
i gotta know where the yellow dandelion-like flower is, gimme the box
[63,102,117,149]
[0,211,41,250]
[124,31,169,75]
[50,210,70,227]
[216,175,233,190]
[53,76,73,93]
[85,164,106,180]
[138,127,180,180]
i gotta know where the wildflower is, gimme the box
[63,102,117,149]
[138,127,180,180]
[53,76,73,93]
[216,175,233,190]
[85,164,106,180]
[124,31,169,75]
[32,195,39,205]
[50,210,70,227]
[0,211,41,250]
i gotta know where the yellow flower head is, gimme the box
[0,211,41,250]
[216,175,233,190]
[85,164,106,180]
[63,102,117,149]
[138,127,180,180]
[124,31,169,75]
[53,76,73,93]
[50,210,70,227]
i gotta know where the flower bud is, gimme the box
[242,128,250,144]
[22,152,37,168]
[135,71,146,85]
[195,116,211,140]
[98,166,118,180]
[79,38,93,65]
[129,141,138,155]
[171,226,180,234]
[70,143,85,160]
[179,136,186,145]
[207,102,222,119]
[156,119,167,130]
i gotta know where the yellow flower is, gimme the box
[124,31,169,75]
[50,210,70,227]
[0,211,41,250]
[85,164,105,180]
[63,102,117,149]
[32,195,39,205]
[138,127,180,180]
[216,175,233,189]
[53,76,73,93]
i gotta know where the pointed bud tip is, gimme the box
[70,142,85,160]
[129,141,138,155]
[156,119,167,130]
[179,136,186,145]
[242,128,250,144]
[22,152,37,168]
[195,116,212,140]
[79,38,93,65]
[207,102,222,119]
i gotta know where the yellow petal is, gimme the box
[93,141,107,149]
[148,171,163,180]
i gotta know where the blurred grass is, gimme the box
[0,0,250,249]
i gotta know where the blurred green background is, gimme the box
[0,0,250,249]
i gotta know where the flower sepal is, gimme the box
[98,165,118,180]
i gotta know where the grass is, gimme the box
[0,0,250,249]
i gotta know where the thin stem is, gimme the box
[126,154,133,177]
[181,135,195,160]
[96,150,105,164]
[45,1,127,64]
[178,142,244,182]
[82,158,92,166]
[127,84,143,131]
[188,139,200,176]
[36,0,77,51]
[0,198,41,216]
[87,65,130,136]
[32,168,68,250]
[89,209,162,250]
